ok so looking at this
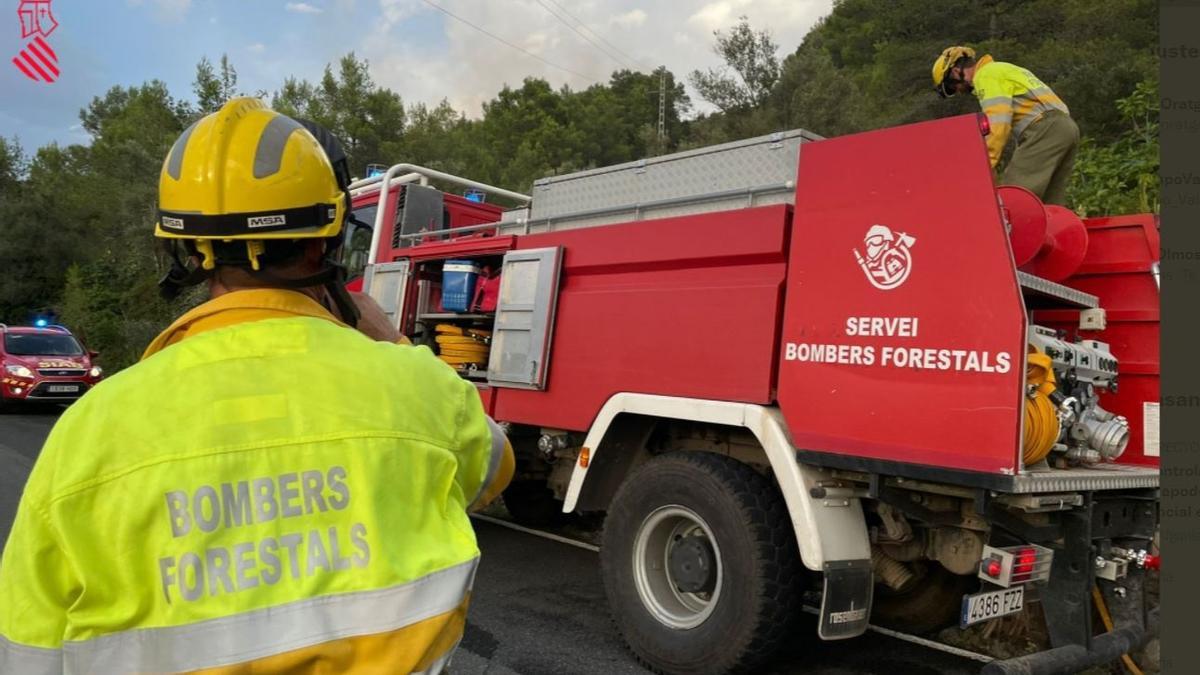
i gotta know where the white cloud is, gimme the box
[248,43,267,54]
[286,2,324,14]
[611,9,646,27]
[688,0,752,34]
[353,0,833,124]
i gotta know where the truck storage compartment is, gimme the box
[410,256,504,380]
[505,128,821,234]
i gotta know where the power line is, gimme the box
[418,0,599,84]
[541,0,650,71]
[532,0,634,71]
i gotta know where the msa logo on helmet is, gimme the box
[247,214,287,229]
[161,216,185,230]
[853,224,916,290]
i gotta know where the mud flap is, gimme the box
[818,559,873,639]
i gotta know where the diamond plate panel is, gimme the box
[1009,464,1158,493]
[1017,271,1099,308]
[528,129,820,222]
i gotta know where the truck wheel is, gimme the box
[502,480,563,527]
[871,561,977,634]
[600,452,800,675]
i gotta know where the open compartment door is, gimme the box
[487,247,563,390]
[362,260,411,331]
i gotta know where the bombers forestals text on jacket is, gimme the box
[0,288,514,674]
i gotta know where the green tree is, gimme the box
[770,46,869,137]
[0,137,24,191]
[272,53,405,177]
[689,16,781,114]
[0,143,90,323]
[50,82,194,368]
[688,1,1157,214]
[194,55,243,115]
[1068,80,1159,216]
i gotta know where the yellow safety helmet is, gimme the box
[931,46,976,98]
[155,97,361,325]
[156,97,347,271]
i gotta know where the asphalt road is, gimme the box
[1,409,980,675]
[0,406,63,545]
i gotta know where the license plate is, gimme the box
[961,586,1024,628]
[47,385,80,393]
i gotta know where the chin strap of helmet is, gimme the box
[158,240,209,300]
[157,239,361,327]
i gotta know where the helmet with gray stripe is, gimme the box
[155,98,360,325]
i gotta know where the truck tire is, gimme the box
[502,480,563,527]
[871,561,977,634]
[600,452,801,675]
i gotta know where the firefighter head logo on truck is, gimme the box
[854,224,916,290]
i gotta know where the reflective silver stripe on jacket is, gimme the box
[471,416,509,508]
[62,557,478,674]
[0,635,61,675]
[987,111,1013,126]
[1012,88,1070,137]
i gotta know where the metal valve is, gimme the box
[1110,546,1160,571]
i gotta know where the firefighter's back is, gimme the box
[0,313,495,674]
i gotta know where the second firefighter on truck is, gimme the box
[932,45,1079,206]
[0,98,514,674]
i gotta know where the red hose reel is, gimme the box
[997,185,1089,282]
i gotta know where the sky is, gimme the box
[1,0,834,153]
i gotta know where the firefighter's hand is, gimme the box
[345,292,410,345]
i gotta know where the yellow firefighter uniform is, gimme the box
[0,287,514,673]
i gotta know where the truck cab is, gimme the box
[0,324,103,407]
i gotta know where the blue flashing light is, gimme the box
[464,189,486,203]
[366,164,387,178]
[34,318,48,327]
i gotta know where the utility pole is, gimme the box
[657,66,666,142]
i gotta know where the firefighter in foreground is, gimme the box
[932,45,1079,205]
[0,98,513,674]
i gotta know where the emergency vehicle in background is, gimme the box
[344,114,1160,675]
[0,323,103,408]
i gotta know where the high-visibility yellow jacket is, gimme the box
[972,55,1071,167]
[0,289,514,674]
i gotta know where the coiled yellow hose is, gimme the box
[1023,349,1061,465]
[435,324,490,368]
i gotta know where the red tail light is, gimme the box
[977,544,1053,587]
[1012,547,1038,582]
[978,113,991,137]
[985,558,1003,577]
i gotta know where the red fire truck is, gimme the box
[346,114,1160,675]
